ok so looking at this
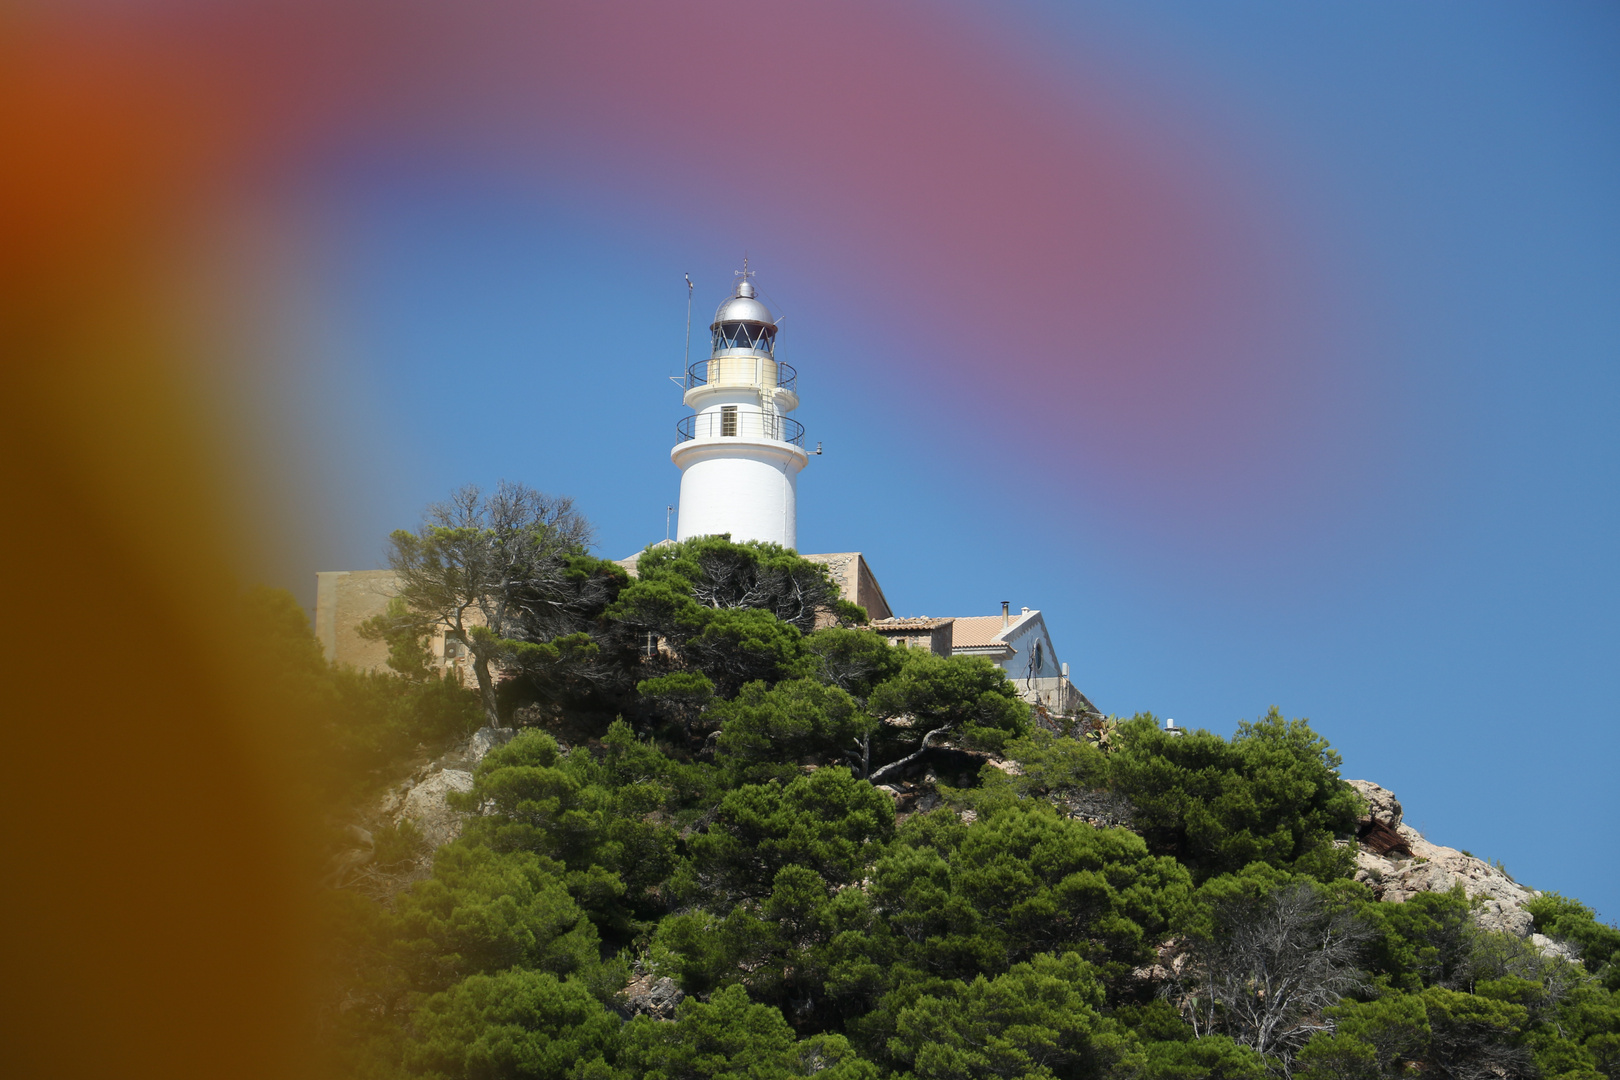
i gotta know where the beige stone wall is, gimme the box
[314,569,482,683]
[853,555,893,622]
[314,569,399,671]
[801,552,893,622]
[905,626,951,657]
[619,547,894,624]
[317,547,894,672]
[871,619,953,657]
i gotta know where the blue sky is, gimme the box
[249,3,1619,916]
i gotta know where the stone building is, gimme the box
[313,569,397,672]
[800,552,892,623]
[313,568,480,679]
[609,544,892,624]
[314,548,893,671]
[868,617,954,657]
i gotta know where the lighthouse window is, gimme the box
[713,323,775,353]
[721,405,739,436]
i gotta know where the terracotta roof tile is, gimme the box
[943,610,1041,650]
[948,616,1014,648]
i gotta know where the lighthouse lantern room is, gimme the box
[672,266,808,548]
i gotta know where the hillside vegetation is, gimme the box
[258,500,1618,1080]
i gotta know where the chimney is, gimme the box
[1001,600,1010,629]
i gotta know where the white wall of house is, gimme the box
[998,610,1063,685]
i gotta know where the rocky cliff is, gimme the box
[1346,778,1573,960]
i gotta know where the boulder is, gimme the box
[1531,934,1580,963]
[619,974,684,1020]
[468,726,516,764]
[1475,898,1536,939]
[1345,779,1403,826]
[395,769,475,848]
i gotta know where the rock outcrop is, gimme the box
[328,727,517,895]
[369,726,513,852]
[619,973,685,1020]
[1346,779,1403,827]
[1347,778,1549,948]
[395,768,474,848]
[467,726,516,763]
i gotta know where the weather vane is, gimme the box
[735,255,755,284]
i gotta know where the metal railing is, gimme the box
[676,411,806,447]
[685,357,798,393]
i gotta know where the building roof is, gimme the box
[713,277,775,327]
[870,617,953,631]
[948,611,1039,649]
[949,616,1008,648]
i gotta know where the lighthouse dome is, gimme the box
[712,280,775,328]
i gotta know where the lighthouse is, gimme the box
[672,266,808,548]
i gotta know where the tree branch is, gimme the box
[867,726,950,785]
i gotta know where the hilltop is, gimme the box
[240,531,1619,1080]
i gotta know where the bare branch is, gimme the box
[868,726,951,785]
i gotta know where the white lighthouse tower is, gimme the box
[672,266,808,548]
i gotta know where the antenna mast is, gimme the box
[682,273,694,376]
